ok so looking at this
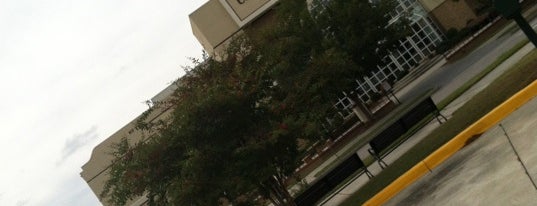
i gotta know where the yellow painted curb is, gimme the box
[363,80,537,206]
[362,162,431,206]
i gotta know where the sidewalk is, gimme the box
[320,16,537,206]
[322,45,535,206]
[385,85,537,206]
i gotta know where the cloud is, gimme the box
[37,174,100,206]
[60,126,99,162]
[0,0,207,205]
[16,199,29,206]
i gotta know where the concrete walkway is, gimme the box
[320,14,537,206]
[385,88,537,206]
[320,44,535,206]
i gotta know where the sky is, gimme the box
[0,0,206,205]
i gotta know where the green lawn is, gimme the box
[438,40,529,109]
[339,49,537,206]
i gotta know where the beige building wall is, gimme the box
[223,0,272,20]
[431,0,478,30]
[418,0,446,11]
[189,0,240,56]
[420,0,487,31]
[80,121,151,205]
[189,0,278,57]
[80,84,177,206]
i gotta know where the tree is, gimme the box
[102,55,303,205]
[304,0,410,122]
[312,0,410,75]
[101,0,409,205]
[248,0,408,125]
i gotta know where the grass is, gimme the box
[311,89,435,178]
[446,18,508,63]
[339,49,537,206]
[313,116,441,205]
[447,3,537,63]
[498,5,537,38]
[437,39,530,109]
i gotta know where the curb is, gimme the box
[363,79,537,206]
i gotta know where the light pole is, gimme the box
[494,0,537,47]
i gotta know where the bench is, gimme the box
[294,153,372,206]
[368,97,446,169]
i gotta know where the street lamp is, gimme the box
[494,0,537,47]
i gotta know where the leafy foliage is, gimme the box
[312,0,411,75]
[101,0,408,205]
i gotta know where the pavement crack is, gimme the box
[500,123,537,193]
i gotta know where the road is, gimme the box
[320,4,537,205]
[399,7,537,105]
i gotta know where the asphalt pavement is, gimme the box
[398,5,537,105]
[386,89,537,206]
[319,3,537,205]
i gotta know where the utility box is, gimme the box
[493,0,521,19]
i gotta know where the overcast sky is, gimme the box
[0,0,206,205]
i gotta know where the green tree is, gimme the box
[102,55,302,205]
[101,0,409,205]
[312,0,410,75]
[246,0,409,125]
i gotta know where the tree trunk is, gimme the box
[261,180,284,206]
[261,175,297,206]
[272,175,297,206]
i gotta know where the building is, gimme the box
[189,0,447,120]
[189,0,279,57]
[80,84,177,206]
[419,0,491,31]
[82,0,487,205]
[189,0,487,57]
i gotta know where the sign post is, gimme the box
[494,0,537,47]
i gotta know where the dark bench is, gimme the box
[294,154,372,206]
[368,97,446,169]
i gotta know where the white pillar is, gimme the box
[352,104,371,123]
